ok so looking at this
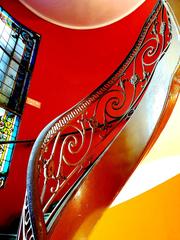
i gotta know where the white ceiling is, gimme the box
[19,0,145,29]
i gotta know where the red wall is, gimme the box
[0,0,156,230]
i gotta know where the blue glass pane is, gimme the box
[3,161,10,173]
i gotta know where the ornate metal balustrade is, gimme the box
[17,1,179,239]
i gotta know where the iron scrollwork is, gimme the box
[18,194,36,240]
[39,1,172,215]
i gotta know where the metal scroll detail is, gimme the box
[19,1,173,239]
[17,193,35,240]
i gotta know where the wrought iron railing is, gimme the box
[17,1,179,239]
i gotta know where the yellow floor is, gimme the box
[89,175,180,240]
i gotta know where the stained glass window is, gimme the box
[0,7,40,187]
[0,107,20,187]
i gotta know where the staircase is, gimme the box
[2,0,179,239]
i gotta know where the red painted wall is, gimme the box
[0,0,156,230]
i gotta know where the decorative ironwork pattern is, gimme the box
[39,0,172,215]
[19,1,174,239]
[18,193,36,240]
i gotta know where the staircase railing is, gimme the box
[17,0,179,239]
